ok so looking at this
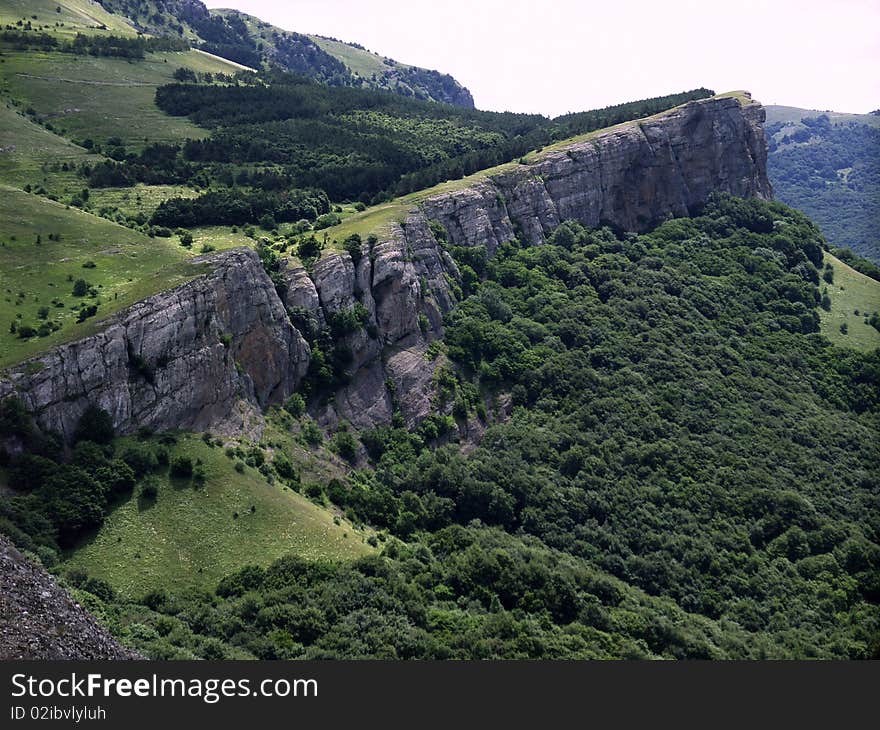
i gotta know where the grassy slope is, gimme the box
[0,0,136,37]
[308,35,391,79]
[0,100,94,195]
[0,185,202,367]
[63,433,373,598]
[819,252,880,352]
[765,104,880,130]
[0,49,241,150]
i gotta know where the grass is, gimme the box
[0,49,240,150]
[0,0,136,38]
[87,183,199,218]
[0,100,95,195]
[764,104,880,130]
[819,252,880,352]
[62,432,373,598]
[0,185,204,368]
[308,35,391,79]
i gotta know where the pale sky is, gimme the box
[204,0,879,117]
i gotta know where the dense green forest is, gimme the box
[767,114,880,263]
[3,195,877,659]
[121,78,710,203]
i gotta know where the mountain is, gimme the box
[0,94,772,440]
[765,105,880,263]
[1,5,878,660]
[90,0,475,106]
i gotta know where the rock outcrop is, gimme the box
[0,249,309,441]
[0,535,139,660]
[0,94,771,439]
[418,94,772,251]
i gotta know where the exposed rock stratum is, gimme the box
[0,94,771,439]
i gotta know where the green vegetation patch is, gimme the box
[0,101,93,195]
[0,49,238,150]
[819,252,880,352]
[0,0,137,38]
[63,433,373,599]
[308,35,390,79]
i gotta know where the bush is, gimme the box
[283,393,306,417]
[72,278,90,296]
[120,444,159,477]
[74,405,114,444]
[313,212,340,230]
[333,430,358,463]
[301,420,323,446]
[140,480,158,501]
[273,454,297,480]
[170,455,194,478]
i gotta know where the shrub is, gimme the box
[301,420,323,446]
[72,279,90,296]
[283,393,306,417]
[140,480,159,501]
[342,233,362,264]
[170,455,194,478]
[120,444,158,477]
[273,454,297,480]
[74,405,114,444]
[333,430,358,463]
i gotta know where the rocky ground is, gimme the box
[0,534,139,660]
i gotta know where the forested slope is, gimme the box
[767,111,880,263]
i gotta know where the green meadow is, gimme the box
[62,432,373,598]
[820,252,880,352]
[0,49,239,150]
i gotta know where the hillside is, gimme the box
[819,252,880,352]
[765,106,880,263]
[6,194,877,660]
[79,0,475,106]
[0,2,877,662]
[63,431,374,598]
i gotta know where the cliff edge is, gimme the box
[0,94,771,439]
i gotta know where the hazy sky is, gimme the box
[204,0,879,117]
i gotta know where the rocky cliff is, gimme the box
[0,94,771,439]
[0,249,309,441]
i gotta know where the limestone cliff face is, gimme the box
[419,94,772,251]
[0,249,309,440]
[0,95,771,438]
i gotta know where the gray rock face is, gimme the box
[419,94,772,248]
[0,249,309,440]
[0,95,771,438]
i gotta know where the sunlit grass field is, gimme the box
[63,432,373,598]
[819,252,880,352]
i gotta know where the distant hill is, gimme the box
[765,105,880,263]
[90,0,475,106]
